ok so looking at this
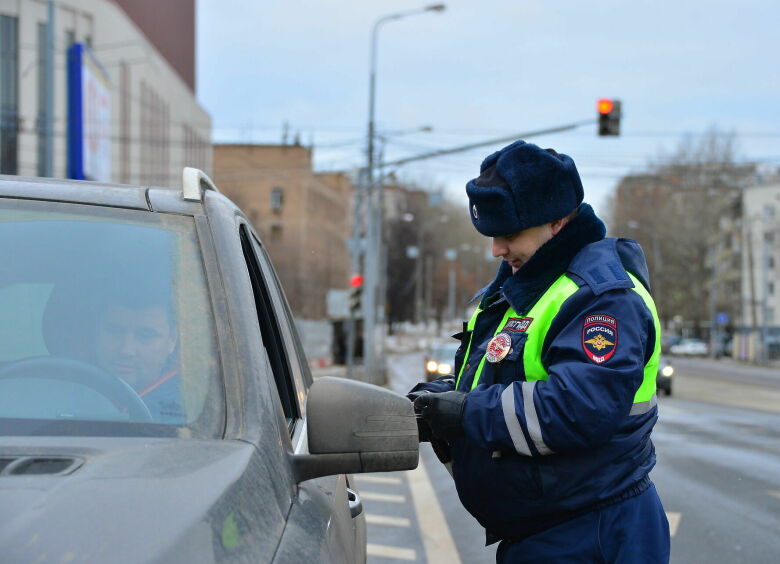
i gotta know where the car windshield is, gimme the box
[0,199,223,438]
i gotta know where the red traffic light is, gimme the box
[349,274,364,288]
[597,98,614,115]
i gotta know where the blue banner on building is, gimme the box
[67,44,111,181]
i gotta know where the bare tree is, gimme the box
[610,128,751,334]
[384,184,495,331]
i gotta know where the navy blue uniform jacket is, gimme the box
[410,205,660,542]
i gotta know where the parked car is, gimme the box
[424,342,461,381]
[669,338,709,356]
[0,171,418,563]
[657,356,674,396]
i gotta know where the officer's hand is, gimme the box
[416,416,434,443]
[413,391,467,441]
[406,390,431,415]
[430,438,453,464]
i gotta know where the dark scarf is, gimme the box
[481,203,606,313]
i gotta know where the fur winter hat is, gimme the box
[466,140,584,237]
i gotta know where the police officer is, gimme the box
[409,140,670,563]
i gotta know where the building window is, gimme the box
[271,187,284,212]
[120,61,130,183]
[770,256,775,270]
[0,15,19,175]
[270,223,283,241]
[183,124,208,172]
[140,81,170,185]
[769,282,775,296]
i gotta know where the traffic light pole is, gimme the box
[379,120,596,169]
[352,115,605,381]
[346,168,367,380]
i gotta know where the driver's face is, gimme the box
[95,304,176,389]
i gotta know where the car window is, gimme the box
[0,199,224,438]
[250,234,310,402]
[239,225,300,434]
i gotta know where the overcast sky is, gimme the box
[197,0,780,219]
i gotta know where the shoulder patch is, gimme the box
[582,314,618,364]
[503,317,533,332]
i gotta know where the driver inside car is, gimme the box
[93,289,185,424]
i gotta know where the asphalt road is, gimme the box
[362,351,780,563]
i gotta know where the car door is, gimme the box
[238,223,366,563]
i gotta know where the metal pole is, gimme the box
[745,217,759,360]
[425,254,433,327]
[363,6,445,383]
[346,168,366,379]
[415,226,425,325]
[761,219,770,363]
[362,18,381,384]
[709,242,719,358]
[44,0,55,176]
[376,143,388,376]
[448,261,456,322]
[380,120,594,168]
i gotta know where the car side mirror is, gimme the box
[292,376,419,483]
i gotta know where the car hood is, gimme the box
[0,436,279,563]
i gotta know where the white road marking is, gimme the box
[666,512,682,537]
[356,475,403,486]
[367,543,417,561]
[767,490,780,501]
[366,514,412,527]
[408,456,462,564]
[361,491,407,503]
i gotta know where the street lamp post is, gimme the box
[361,3,445,384]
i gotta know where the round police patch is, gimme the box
[472,204,479,219]
[486,332,512,363]
[582,314,617,364]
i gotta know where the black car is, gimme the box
[657,356,674,396]
[0,171,418,563]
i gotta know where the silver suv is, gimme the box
[0,170,418,563]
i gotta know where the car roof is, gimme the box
[0,173,213,217]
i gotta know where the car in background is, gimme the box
[670,338,709,356]
[0,171,418,563]
[657,356,674,396]
[424,342,461,381]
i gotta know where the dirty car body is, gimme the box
[0,174,417,563]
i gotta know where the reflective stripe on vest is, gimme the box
[456,272,661,410]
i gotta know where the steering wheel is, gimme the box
[0,356,153,421]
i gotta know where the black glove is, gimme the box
[413,391,467,441]
[406,389,432,411]
[430,438,453,464]
[405,390,434,442]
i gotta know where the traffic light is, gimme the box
[349,274,363,314]
[597,98,622,136]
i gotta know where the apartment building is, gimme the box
[737,182,780,360]
[212,143,353,320]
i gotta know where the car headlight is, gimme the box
[661,365,674,377]
[437,363,452,375]
[426,360,438,373]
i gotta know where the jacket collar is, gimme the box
[480,203,606,313]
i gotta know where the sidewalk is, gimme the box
[672,355,780,380]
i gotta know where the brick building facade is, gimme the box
[212,143,353,319]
